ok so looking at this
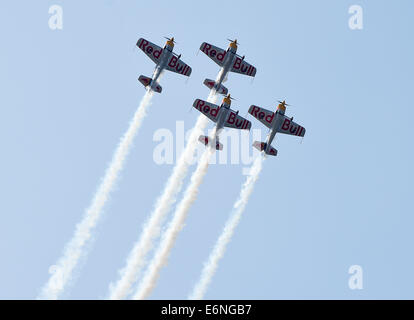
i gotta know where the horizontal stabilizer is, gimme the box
[253,141,277,156]
[203,79,228,95]
[199,135,223,151]
[138,75,162,93]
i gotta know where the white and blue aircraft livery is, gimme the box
[248,100,306,156]
[136,37,192,93]
[200,39,257,95]
[193,94,252,151]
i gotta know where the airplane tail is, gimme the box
[253,141,277,156]
[199,135,223,151]
[138,75,162,93]
[203,79,228,95]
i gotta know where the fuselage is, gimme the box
[213,95,233,142]
[214,103,230,139]
[264,104,286,154]
[151,41,174,88]
[215,44,238,90]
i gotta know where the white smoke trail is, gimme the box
[189,155,264,300]
[132,141,216,300]
[108,112,210,299]
[39,91,154,300]
[108,82,223,299]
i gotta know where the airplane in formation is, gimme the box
[192,94,251,150]
[136,37,192,93]
[135,36,306,156]
[199,39,257,95]
[248,100,306,156]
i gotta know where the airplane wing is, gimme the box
[248,105,275,129]
[277,115,306,137]
[224,109,251,130]
[136,38,164,65]
[192,99,220,123]
[231,57,257,77]
[199,42,227,67]
[165,55,192,76]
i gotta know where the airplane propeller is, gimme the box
[277,100,292,107]
[223,94,236,100]
[277,100,295,120]
[227,38,239,45]
[164,36,177,44]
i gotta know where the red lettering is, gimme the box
[211,107,219,117]
[194,100,219,118]
[233,57,242,70]
[245,120,251,130]
[265,112,274,124]
[250,106,260,118]
[138,38,148,50]
[195,99,205,111]
[235,117,244,128]
[250,66,256,76]
[175,62,184,73]
[146,46,153,54]
[210,49,216,57]
[282,119,291,130]
[227,112,236,124]
[240,63,249,73]
[168,56,177,68]
[202,43,211,54]
[216,50,226,61]
[153,48,162,59]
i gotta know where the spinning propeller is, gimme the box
[164,36,177,44]
[227,38,239,45]
[222,93,236,101]
[277,100,292,107]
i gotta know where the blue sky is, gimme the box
[0,0,413,299]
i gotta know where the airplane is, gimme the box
[248,100,306,156]
[199,39,257,95]
[136,37,192,93]
[192,94,252,150]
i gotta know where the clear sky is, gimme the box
[0,0,413,299]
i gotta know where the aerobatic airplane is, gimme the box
[193,94,252,150]
[136,37,192,93]
[199,39,257,95]
[248,100,306,156]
